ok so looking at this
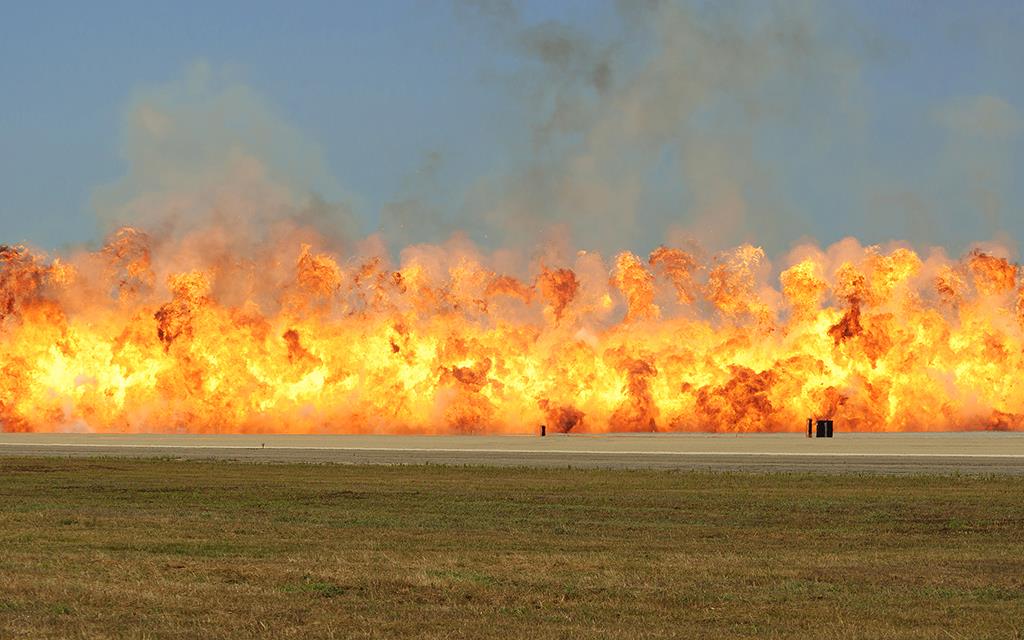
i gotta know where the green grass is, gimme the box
[0,457,1022,639]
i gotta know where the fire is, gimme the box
[2,227,1024,433]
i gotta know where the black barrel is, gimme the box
[540,424,546,437]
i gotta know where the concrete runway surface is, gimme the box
[2,432,1024,474]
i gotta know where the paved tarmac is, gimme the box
[2,432,1024,474]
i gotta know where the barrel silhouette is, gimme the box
[809,418,834,438]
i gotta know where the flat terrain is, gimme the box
[0,458,1023,639]
[2,432,1024,474]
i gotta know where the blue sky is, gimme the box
[1,0,1022,257]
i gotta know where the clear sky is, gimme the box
[1,0,1022,258]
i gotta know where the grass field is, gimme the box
[0,458,1022,639]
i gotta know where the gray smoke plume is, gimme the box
[455,0,869,257]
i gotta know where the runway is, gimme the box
[2,432,1024,474]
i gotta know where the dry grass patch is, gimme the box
[0,458,1022,639]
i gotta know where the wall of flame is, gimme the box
[2,228,1022,433]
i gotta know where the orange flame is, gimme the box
[2,228,1023,433]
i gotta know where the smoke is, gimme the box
[451,1,1023,264]
[92,61,358,248]
[457,0,867,256]
[931,94,1023,243]
[933,95,1022,138]
[79,3,1022,269]
[83,62,363,310]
